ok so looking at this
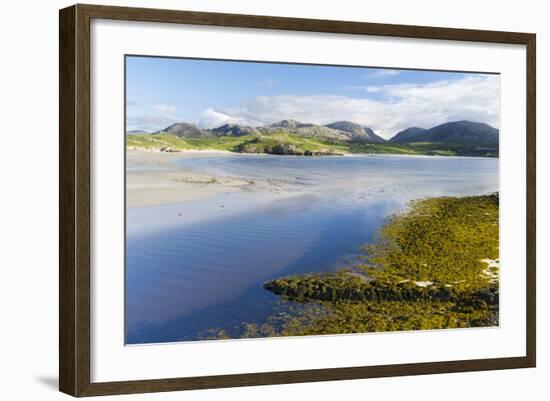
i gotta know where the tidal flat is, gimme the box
[258,194,499,337]
[125,151,499,344]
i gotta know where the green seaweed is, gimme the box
[202,194,500,339]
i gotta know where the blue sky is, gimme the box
[126,56,500,138]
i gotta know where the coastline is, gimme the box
[252,194,500,338]
[126,150,253,208]
[124,151,499,342]
[126,150,312,236]
[127,147,233,154]
[126,149,498,210]
[128,147,497,159]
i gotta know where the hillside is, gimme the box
[234,133,344,156]
[210,124,261,137]
[126,133,193,151]
[127,131,495,157]
[325,121,386,143]
[259,119,358,142]
[153,119,388,144]
[157,122,213,138]
[390,127,427,143]
[128,119,499,157]
[390,121,499,145]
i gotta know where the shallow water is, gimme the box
[125,154,498,344]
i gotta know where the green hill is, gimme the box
[127,120,499,157]
[391,121,499,146]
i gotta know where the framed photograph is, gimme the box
[59,4,536,397]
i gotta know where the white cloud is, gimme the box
[368,69,402,78]
[199,108,256,128]
[198,75,499,138]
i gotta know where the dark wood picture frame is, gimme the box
[59,3,536,397]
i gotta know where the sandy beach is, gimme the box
[127,150,259,207]
[126,150,315,236]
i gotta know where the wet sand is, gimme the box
[126,151,257,207]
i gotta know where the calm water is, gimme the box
[125,154,498,344]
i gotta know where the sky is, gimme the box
[126,56,500,139]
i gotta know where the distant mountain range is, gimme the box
[149,119,386,144]
[211,124,261,137]
[161,123,213,138]
[390,121,499,145]
[128,119,498,146]
[324,121,385,143]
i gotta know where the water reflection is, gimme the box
[126,155,498,344]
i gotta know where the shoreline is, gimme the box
[255,194,500,339]
[126,150,498,238]
[126,150,311,236]
[126,149,498,209]
[124,150,499,341]
[127,147,233,154]
[128,147,497,159]
[126,150,255,208]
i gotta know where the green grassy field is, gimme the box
[127,132,498,157]
[126,133,194,150]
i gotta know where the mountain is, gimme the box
[421,121,499,145]
[262,119,306,131]
[157,123,212,138]
[259,119,350,142]
[390,127,427,143]
[390,121,499,145]
[259,119,385,143]
[151,119,497,147]
[153,119,386,143]
[324,121,386,143]
[210,124,261,137]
